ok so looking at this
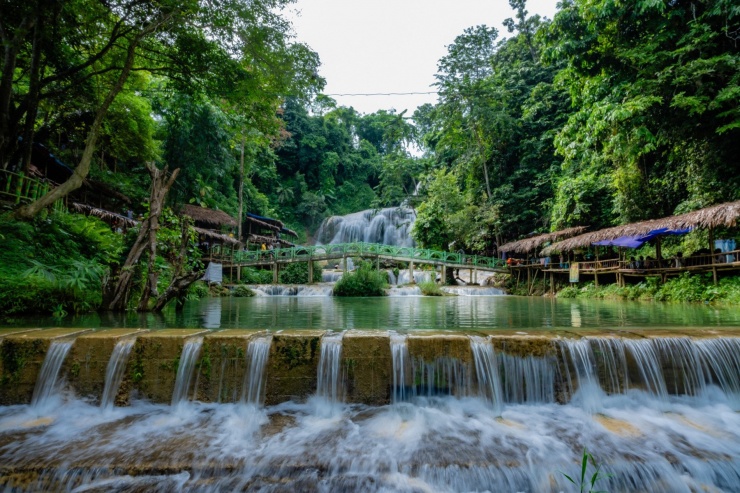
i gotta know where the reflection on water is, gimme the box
[4,296,739,331]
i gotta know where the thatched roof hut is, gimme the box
[244,212,298,238]
[181,204,238,228]
[192,226,240,246]
[72,202,137,228]
[498,226,588,254]
[541,200,740,255]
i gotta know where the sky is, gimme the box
[287,0,560,116]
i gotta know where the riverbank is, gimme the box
[503,271,740,305]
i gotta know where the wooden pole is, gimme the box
[709,228,718,284]
[409,260,415,284]
[308,259,314,284]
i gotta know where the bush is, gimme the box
[333,261,388,297]
[555,273,740,305]
[419,281,443,296]
[0,212,121,317]
[232,285,255,297]
[279,261,322,284]
[239,267,274,284]
[187,281,210,300]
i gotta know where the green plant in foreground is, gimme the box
[418,281,443,296]
[561,449,611,493]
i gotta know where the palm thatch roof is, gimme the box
[541,200,740,255]
[193,226,240,246]
[72,202,137,228]
[498,226,588,254]
[181,204,237,228]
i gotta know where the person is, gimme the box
[645,256,654,269]
[637,256,645,269]
[268,243,275,259]
[628,256,637,269]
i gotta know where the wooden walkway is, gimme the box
[509,250,740,293]
[220,242,508,283]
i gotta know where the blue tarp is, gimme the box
[592,228,692,248]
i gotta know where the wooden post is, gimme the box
[441,264,446,285]
[409,260,415,284]
[308,259,314,284]
[273,261,279,284]
[550,271,554,295]
[709,228,718,285]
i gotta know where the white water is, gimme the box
[390,333,410,403]
[441,286,505,296]
[321,270,344,282]
[241,336,272,406]
[386,285,422,296]
[315,206,416,246]
[469,336,504,415]
[171,337,203,406]
[2,335,740,491]
[250,284,334,297]
[100,338,136,409]
[395,269,433,285]
[30,340,73,410]
[316,332,345,404]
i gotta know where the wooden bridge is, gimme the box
[221,242,508,283]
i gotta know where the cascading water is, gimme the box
[241,336,272,406]
[390,333,410,403]
[31,340,73,408]
[469,336,504,413]
[441,286,505,296]
[100,338,136,409]
[395,269,432,285]
[250,284,334,297]
[315,206,416,246]
[316,332,345,403]
[411,355,472,398]
[4,333,740,492]
[171,337,203,406]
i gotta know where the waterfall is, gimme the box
[412,356,473,398]
[441,286,506,296]
[390,333,410,403]
[100,338,136,409]
[316,332,345,403]
[499,353,556,403]
[171,337,203,406]
[315,206,416,246]
[242,336,272,406]
[321,271,344,283]
[31,340,73,408]
[559,339,605,412]
[469,336,503,413]
[396,269,432,285]
[250,285,334,297]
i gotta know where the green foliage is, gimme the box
[279,262,322,284]
[0,212,122,317]
[560,449,611,493]
[558,274,740,305]
[418,281,444,296]
[187,281,210,300]
[239,267,274,285]
[333,261,388,297]
[232,285,255,297]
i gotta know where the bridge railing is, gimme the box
[231,242,507,269]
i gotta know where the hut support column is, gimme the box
[272,262,280,284]
[709,228,718,285]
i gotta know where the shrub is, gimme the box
[239,267,274,284]
[333,261,388,297]
[187,281,210,300]
[419,281,443,296]
[232,285,255,297]
[279,261,322,284]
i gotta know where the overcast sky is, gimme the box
[287,0,560,116]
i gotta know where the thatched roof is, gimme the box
[247,233,295,247]
[72,202,137,228]
[541,200,740,255]
[498,226,588,254]
[193,226,240,246]
[181,204,237,227]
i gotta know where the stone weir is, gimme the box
[1,327,739,407]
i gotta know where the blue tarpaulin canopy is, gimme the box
[592,228,692,248]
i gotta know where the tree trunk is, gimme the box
[104,164,179,311]
[151,216,204,313]
[238,134,245,241]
